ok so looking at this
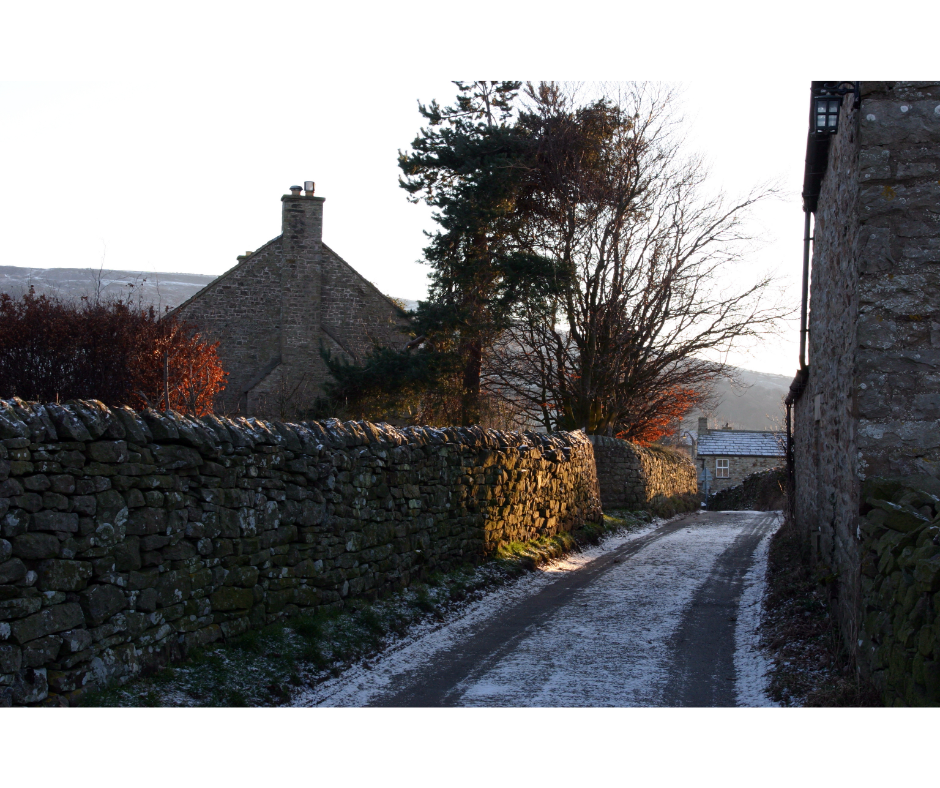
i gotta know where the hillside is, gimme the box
[0,265,216,312]
[685,367,792,433]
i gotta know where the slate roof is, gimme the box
[697,430,785,457]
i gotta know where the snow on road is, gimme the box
[296,513,778,707]
[734,514,780,707]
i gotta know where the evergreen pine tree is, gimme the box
[398,81,556,425]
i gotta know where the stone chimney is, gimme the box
[279,182,325,373]
[698,416,708,436]
[281,183,324,259]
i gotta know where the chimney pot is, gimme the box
[304,181,315,196]
[290,185,302,196]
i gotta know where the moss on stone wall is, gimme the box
[858,475,940,706]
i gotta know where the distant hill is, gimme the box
[0,266,791,429]
[683,367,792,433]
[0,265,216,312]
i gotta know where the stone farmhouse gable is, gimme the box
[175,183,408,415]
[695,417,784,496]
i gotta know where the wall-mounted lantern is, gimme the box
[814,95,842,133]
[812,82,861,135]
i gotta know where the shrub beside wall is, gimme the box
[589,436,698,514]
[0,399,601,706]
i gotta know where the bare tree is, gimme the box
[485,82,789,441]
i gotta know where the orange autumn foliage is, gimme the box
[615,386,701,447]
[0,288,226,415]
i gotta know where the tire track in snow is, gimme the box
[451,517,746,706]
[661,511,779,706]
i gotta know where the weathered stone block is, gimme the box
[112,539,141,572]
[13,492,42,512]
[31,510,79,533]
[79,584,125,626]
[210,587,254,611]
[0,557,26,585]
[88,441,129,464]
[152,444,203,470]
[112,407,152,445]
[0,594,42,621]
[23,635,61,668]
[0,643,22,673]
[12,532,60,560]
[156,571,192,607]
[12,667,47,704]
[22,474,50,492]
[37,559,93,592]
[45,404,92,442]
[125,506,166,536]
[136,587,159,612]
[59,628,93,655]
[11,603,84,644]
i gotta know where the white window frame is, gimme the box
[716,458,730,478]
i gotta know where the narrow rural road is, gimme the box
[297,510,780,708]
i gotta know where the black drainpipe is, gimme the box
[787,81,835,523]
[799,210,812,370]
[785,211,812,523]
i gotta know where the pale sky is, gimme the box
[0,78,807,377]
[0,3,922,381]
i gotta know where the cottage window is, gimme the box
[716,459,730,478]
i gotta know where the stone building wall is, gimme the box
[320,245,405,360]
[794,82,940,658]
[174,235,285,413]
[589,436,698,510]
[701,455,784,495]
[0,399,601,706]
[854,84,940,478]
[175,188,407,417]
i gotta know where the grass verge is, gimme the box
[80,511,650,707]
[761,515,882,706]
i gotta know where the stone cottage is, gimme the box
[788,82,940,687]
[175,183,408,416]
[695,417,784,497]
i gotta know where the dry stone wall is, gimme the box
[0,399,601,706]
[856,476,940,705]
[589,436,698,511]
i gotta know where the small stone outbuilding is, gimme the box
[695,417,784,497]
[175,183,407,416]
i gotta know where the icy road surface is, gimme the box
[296,510,780,707]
